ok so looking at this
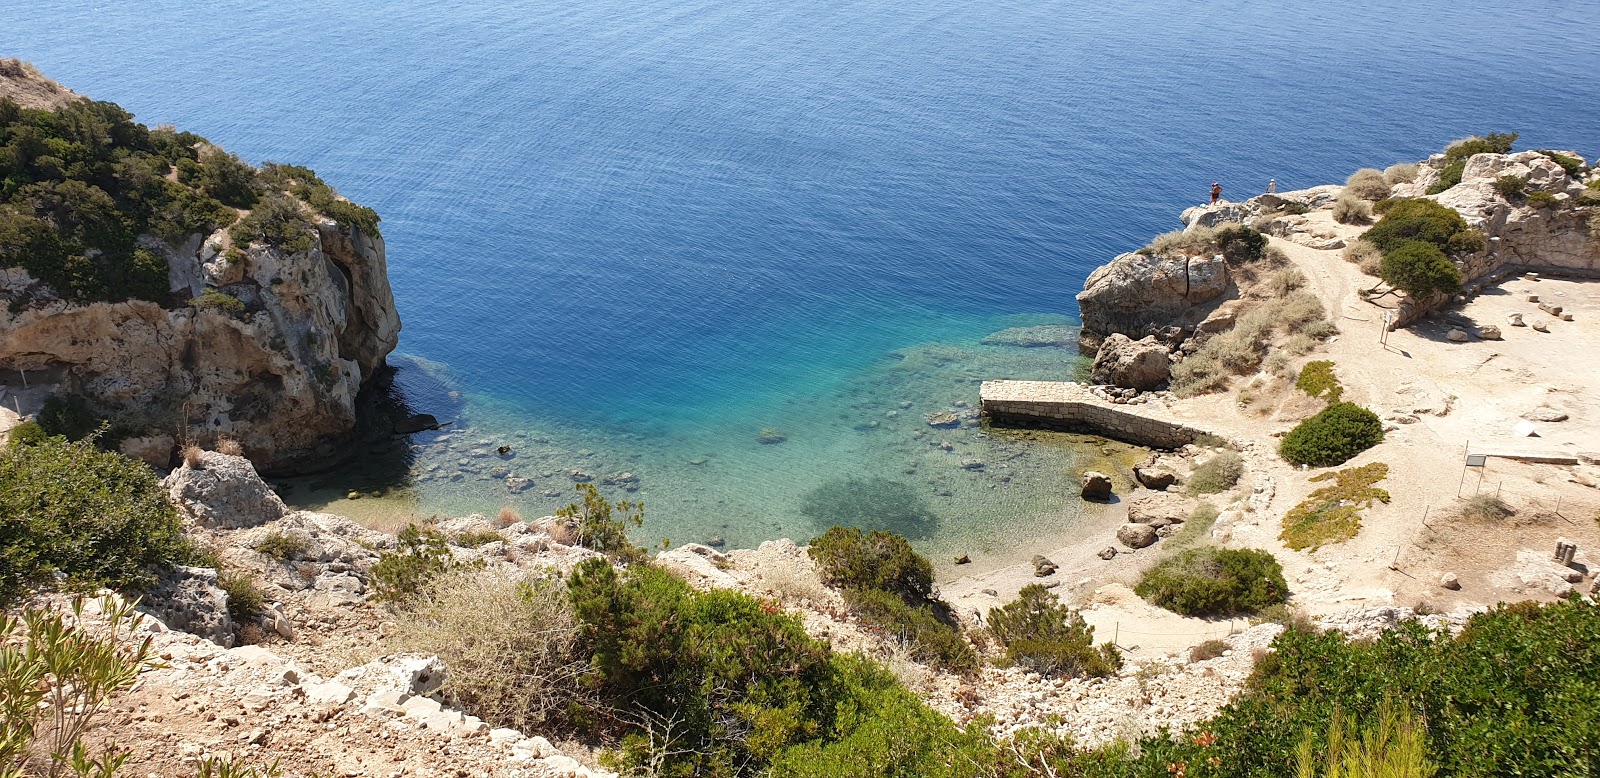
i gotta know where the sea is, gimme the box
[6,0,1599,560]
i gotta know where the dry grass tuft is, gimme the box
[1189,639,1228,662]
[494,505,523,528]
[182,444,205,469]
[389,570,595,732]
[1458,494,1514,522]
[1344,168,1391,200]
[1332,193,1373,225]
[214,437,243,457]
[1383,162,1420,184]
[1342,239,1384,276]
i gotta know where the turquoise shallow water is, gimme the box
[5,0,1598,553]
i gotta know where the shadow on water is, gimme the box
[799,476,942,540]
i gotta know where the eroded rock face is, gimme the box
[138,566,237,647]
[164,451,289,529]
[1089,334,1172,391]
[1075,251,1231,352]
[0,217,400,474]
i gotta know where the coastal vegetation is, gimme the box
[1343,169,1390,201]
[1331,194,1371,225]
[0,431,188,608]
[986,584,1121,678]
[1188,450,1244,495]
[1279,402,1384,467]
[1280,463,1391,551]
[1294,360,1343,403]
[0,93,377,308]
[1170,291,1335,397]
[1427,132,1518,194]
[1134,547,1288,617]
[1364,199,1481,300]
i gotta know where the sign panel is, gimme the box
[1465,454,1487,468]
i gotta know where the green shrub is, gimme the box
[228,194,317,254]
[1427,133,1518,195]
[1331,194,1371,224]
[1132,598,1600,778]
[1426,160,1465,195]
[219,570,264,623]
[1280,463,1390,550]
[1363,199,1478,255]
[1534,149,1585,177]
[1526,190,1559,209]
[1135,547,1288,617]
[451,528,503,548]
[1378,241,1463,299]
[569,559,839,775]
[0,434,187,607]
[808,525,934,605]
[37,394,99,441]
[254,531,309,561]
[196,151,261,208]
[1343,169,1390,200]
[848,588,977,672]
[190,288,246,315]
[1295,360,1343,403]
[1,597,159,777]
[555,483,644,563]
[5,420,47,448]
[1493,174,1526,199]
[371,523,467,604]
[1188,450,1244,494]
[1280,402,1384,467]
[1295,699,1436,778]
[988,584,1120,678]
[1215,225,1268,264]
[1282,201,1311,215]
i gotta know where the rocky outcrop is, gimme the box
[1075,251,1230,353]
[164,451,290,529]
[1089,334,1171,391]
[0,66,400,474]
[138,566,237,647]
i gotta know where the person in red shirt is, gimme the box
[1209,182,1223,205]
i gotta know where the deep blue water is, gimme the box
[6,0,1599,552]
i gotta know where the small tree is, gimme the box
[987,584,1120,678]
[1280,402,1384,467]
[807,525,933,605]
[555,483,644,563]
[1378,241,1462,299]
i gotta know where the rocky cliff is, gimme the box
[0,61,400,473]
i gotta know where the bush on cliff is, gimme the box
[0,433,188,607]
[370,523,477,604]
[1378,241,1463,299]
[1343,168,1390,200]
[987,584,1120,678]
[1331,193,1372,225]
[1427,132,1518,194]
[1215,225,1268,264]
[1134,547,1287,617]
[1279,402,1384,467]
[555,482,645,563]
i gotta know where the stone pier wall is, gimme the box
[980,380,1212,450]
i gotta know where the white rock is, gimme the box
[303,681,356,706]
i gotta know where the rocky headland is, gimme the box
[0,60,400,473]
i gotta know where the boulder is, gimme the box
[1133,465,1178,491]
[1522,408,1569,423]
[1081,471,1113,502]
[138,566,236,647]
[394,414,446,434]
[1447,329,1469,342]
[1127,492,1194,525]
[1032,555,1058,577]
[1532,319,1550,332]
[1477,325,1502,340]
[119,435,175,469]
[1116,523,1158,549]
[1076,251,1230,352]
[1186,254,1229,303]
[1097,547,1118,561]
[924,412,961,428]
[1089,334,1172,391]
[1507,313,1525,327]
[1440,572,1461,591]
[163,451,288,529]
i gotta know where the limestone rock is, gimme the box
[1440,572,1461,591]
[925,412,961,428]
[119,435,175,469]
[1116,523,1158,549]
[137,566,236,647]
[163,451,288,529]
[1097,547,1118,561]
[1133,465,1177,491]
[1075,251,1230,352]
[1081,471,1113,502]
[1032,555,1058,577]
[1507,313,1525,327]
[0,217,400,474]
[656,544,739,590]
[1127,492,1194,526]
[1532,319,1550,332]
[1447,328,1469,342]
[1089,334,1171,391]
[1477,325,1502,340]
[1522,408,1568,423]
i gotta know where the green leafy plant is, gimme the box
[1295,360,1343,403]
[1280,402,1384,467]
[1533,149,1585,177]
[808,525,933,605]
[1280,463,1390,550]
[1378,242,1463,299]
[0,434,187,607]
[1294,699,1436,778]
[370,523,468,604]
[0,597,157,778]
[1215,225,1268,264]
[1493,174,1526,199]
[987,584,1120,678]
[218,571,264,624]
[189,288,245,315]
[1135,547,1288,617]
[1426,133,1517,194]
[555,483,644,563]
[847,588,977,672]
[253,531,308,561]
[1525,190,1559,209]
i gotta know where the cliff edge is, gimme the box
[0,59,400,472]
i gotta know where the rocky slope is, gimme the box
[0,62,400,473]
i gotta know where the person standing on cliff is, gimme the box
[1210,182,1223,205]
[1267,178,1277,195]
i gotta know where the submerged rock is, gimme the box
[925,412,961,428]
[756,427,788,445]
[980,325,1078,348]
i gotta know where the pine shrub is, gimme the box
[808,525,934,605]
[1135,547,1288,617]
[987,584,1120,678]
[1279,402,1384,467]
